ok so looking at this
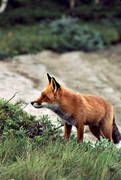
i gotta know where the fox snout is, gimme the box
[31,102,34,105]
[31,102,42,108]
[31,101,52,109]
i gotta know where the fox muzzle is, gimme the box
[31,102,60,110]
[31,102,42,108]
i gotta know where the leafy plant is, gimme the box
[101,28,120,45]
[0,99,62,143]
[41,17,105,52]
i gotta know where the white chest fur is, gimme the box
[37,102,77,126]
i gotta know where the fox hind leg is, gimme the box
[89,125,102,140]
[100,122,113,142]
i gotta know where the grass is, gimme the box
[0,24,43,56]
[0,136,121,180]
[0,99,121,180]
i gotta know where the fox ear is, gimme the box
[47,73,51,84]
[51,77,60,93]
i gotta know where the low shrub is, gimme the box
[0,99,62,143]
[41,17,105,52]
[101,28,120,45]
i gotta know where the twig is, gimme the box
[54,124,64,131]
[0,92,17,110]
[5,92,17,105]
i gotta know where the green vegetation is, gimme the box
[0,0,67,27]
[40,18,105,52]
[0,99,61,141]
[0,0,121,27]
[0,0,121,56]
[0,17,120,57]
[0,99,121,180]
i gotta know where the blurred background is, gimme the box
[0,0,121,56]
[0,0,121,136]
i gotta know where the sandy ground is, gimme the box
[0,46,121,142]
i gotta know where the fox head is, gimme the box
[31,73,61,109]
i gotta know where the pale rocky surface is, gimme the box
[0,46,121,143]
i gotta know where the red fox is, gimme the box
[31,73,121,145]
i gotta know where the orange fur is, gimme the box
[31,74,115,143]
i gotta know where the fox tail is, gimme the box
[112,117,121,148]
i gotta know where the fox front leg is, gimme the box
[64,123,72,140]
[76,123,84,142]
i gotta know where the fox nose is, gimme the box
[31,101,34,105]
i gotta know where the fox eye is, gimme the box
[42,94,49,100]
[42,95,46,99]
